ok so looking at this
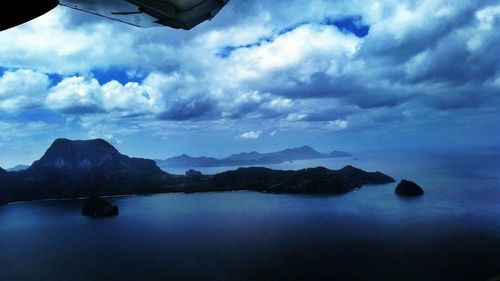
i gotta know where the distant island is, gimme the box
[155,145,352,169]
[0,139,393,204]
[6,164,29,172]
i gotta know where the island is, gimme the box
[6,165,29,172]
[155,145,352,169]
[395,180,424,196]
[0,138,395,204]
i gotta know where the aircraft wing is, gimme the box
[0,0,229,31]
[59,0,229,29]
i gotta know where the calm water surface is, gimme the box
[1,148,499,281]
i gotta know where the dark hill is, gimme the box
[395,179,424,196]
[266,145,325,161]
[31,138,121,170]
[185,165,395,194]
[0,138,170,202]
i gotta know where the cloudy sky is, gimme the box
[0,0,499,167]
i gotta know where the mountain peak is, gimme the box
[270,145,323,160]
[52,138,115,149]
[292,145,315,151]
[31,138,122,169]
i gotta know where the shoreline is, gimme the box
[3,183,391,206]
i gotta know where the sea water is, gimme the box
[0,147,499,281]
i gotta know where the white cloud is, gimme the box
[0,69,50,112]
[88,130,122,144]
[467,4,500,52]
[286,113,307,122]
[476,5,500,30]
[263,97,294,111]
[46,76,102,113]
[494,76,500,88]
[239,130,262,139]
[220,24,362,86]
[0,0,498,148]
[326,119,348,131]
[46,75,164,116]
[0,8,140,74]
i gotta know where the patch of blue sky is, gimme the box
[92,67,140,84]
[0,108,64,124]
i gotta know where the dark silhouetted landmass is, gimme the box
[186,166,395,194]
[0,167,5,205]
[6,165,29,172]
[156,145,352,169]
[82,196,119,217]
[0,138,169,203]
[0,139,392,204]
[395,180,424,196]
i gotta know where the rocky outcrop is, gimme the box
[185,169,203,177]
[395,180,424,196]
[82,196,119,217]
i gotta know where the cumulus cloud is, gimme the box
[286,113,307,122]
[46,77,103,114]
[0,69,50,112]
[0,8,142,74]
[326,119,348,131]
[46,74,165,116]
[239,130,262,140]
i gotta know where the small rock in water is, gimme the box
[185,169,203,177]
[395,179,424,196]
[82,196,119,217]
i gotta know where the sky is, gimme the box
[0,0,499,168]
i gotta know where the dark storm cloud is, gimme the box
[404,23,500,86]
[267,72,415,109]
[361,7,476,63]
[157,96,219,121]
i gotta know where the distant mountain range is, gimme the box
[6,165,29,172]
[156,145,352,169]
[0,139,392,205]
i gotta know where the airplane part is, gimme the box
[0,1,59,31]
[1,0,229,31]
